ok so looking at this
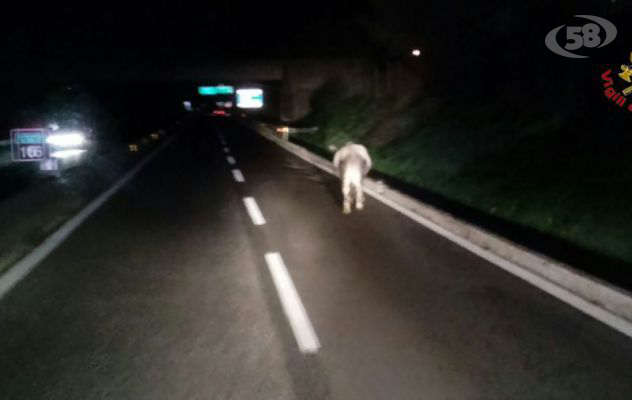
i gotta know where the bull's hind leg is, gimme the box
[355,183,365,210]
[342,179,352,214]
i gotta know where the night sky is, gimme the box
[1,1,628,83]
[0,0,629,133]
[0,1,377,80]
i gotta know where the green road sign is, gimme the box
[198,85,234,95]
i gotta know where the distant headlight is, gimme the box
[50,149,87,159]
[46,132,86,147]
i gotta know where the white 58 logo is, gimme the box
[545,15,617,58]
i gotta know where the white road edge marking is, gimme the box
[242,197,266,225]
[257,128,632,340]
[226,156,236,165]
[363,186,632,339]
[232,169,245,183]
[0,133,179,301]
[265,252,320,353]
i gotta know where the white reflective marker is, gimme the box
[265,252,320,353]
[242,197,266,225]
[232,169,245,183]
[226,156,236,165]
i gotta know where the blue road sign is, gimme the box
[11,129,49,162]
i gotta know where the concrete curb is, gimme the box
[250,120,632,340]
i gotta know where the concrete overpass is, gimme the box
[21,58,380,122]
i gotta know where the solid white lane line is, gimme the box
[243,197,266,225]
[294,145,632,338]
[226,156,236,165]
[223,146,230,154]
[232,169,245,183]
[265,252,320,353]
[0,133,179,301]
[363,187,632,339]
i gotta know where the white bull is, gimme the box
[333,142,372,214]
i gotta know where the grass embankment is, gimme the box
[297,94,632,268]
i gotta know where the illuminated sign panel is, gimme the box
[11,129,49,161]
[198,85,234,95]
[236,88,263,108]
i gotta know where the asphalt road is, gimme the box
[1,116,631,400]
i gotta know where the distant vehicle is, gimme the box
[45,118,95,166]
[211,109,230,117]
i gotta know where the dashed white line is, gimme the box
[264,252,320,353]
[226,156,236,165]
[243,197,266,225]
[232,169,245,182]
[223,146,230,154]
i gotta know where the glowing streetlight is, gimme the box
[411,48,421,57]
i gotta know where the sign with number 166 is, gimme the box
[11,129,49,162]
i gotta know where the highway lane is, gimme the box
[0,115,631,399]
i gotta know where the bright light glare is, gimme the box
[412,49,421,56]
[51,149,86,159]
[48,123,60,131]
[47,132,85,147]
[236,88,264,109]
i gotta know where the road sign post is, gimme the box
[10,129,49,162]
[39,158,59,175]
